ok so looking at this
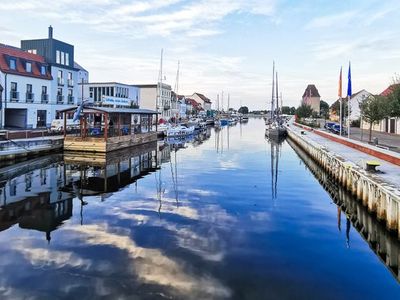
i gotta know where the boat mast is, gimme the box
[228,93,230,112]
[271,61,275,119]
[157,49,164,114]
[276,71,279,117]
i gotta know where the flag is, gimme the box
[338,67,342,98]
[347,62,352,97]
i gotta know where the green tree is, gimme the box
[388,84,400,117]
[238,106,249,114]
[281,106,291,114]
[320,100,330,120]
[296,103,313,119]
[360,95,390,141]
[290,107,296,115]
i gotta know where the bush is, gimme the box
[351,119,360,127]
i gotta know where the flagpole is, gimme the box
[347,61,352,139]
[339,66,342,136]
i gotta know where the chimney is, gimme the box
[48,25,53,39]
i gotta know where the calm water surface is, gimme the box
[0,118,399,299]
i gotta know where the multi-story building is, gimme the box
[136,83,172,120]
[0,43,52,128]
[20,26,87,121]
[79,82,139,108]
[348,89,371,121]
[187,92,212,112]
[302,84,321,114]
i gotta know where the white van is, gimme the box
[50,118,79,132]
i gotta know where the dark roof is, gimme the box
[302,84,320,98]
[380,84,400,96]
[0,44,52,80]
[194,92,211,103]
[57,106,159,114]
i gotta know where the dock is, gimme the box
[287,120,400,237]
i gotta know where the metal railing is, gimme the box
[10,91,19,101]
[57,95,64,103]
[26,92,34,102]
[67,96,74,104]
[41,94,49,103]
[57,78,64,85]
[67,124,149,138]
[67,79,74,86]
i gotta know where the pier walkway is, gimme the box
[289,121,400,190]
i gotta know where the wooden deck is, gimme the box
[64,132,158,153]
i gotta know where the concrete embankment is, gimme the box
[0,136,63,163]
[286,124,400,238]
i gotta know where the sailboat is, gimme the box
[265,61,287,138]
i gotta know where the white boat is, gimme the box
[157,123,170,133]
[166,124,195,137]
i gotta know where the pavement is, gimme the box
[290,122,400,190]
[349,128,400,153]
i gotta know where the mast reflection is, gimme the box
[267,136,285,201]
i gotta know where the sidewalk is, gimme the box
[290,123,400,189]
[349,128,400,153]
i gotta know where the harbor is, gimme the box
[0,118,399,299]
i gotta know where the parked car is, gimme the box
[50,118,79,132]
[324,122,336,130]
[331,124,347,135]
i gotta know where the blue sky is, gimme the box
[1,0,399,109]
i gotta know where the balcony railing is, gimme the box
[10,91,19,101]
[41,94,49,103]
[26,92,34,103]
[57,78,64,86]
[67,79,74,87]
[57,95,64,104]
[68,95,74,104]
[163,105,171,110]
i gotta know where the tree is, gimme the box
[281,106,291,115]
[360,95,390,141]
[238,106,249,114]
[388,84,400,117]
[289,107,296,115]
[320,100,330,120]
[296,103,313,119]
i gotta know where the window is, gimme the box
[9,58,16,70]
[56,50,61,64]
[57,88,63,95]
[26,84,32,93]
[42,86,47,95]
[26,62,32,72]
[61,51,65,65]
[27,49,37,54]
[68,89,73,97]
[11,82,17,91]
[68,72,72,80]
[65,52,69,66]
[58,70,63,79]
[41,65,46,75]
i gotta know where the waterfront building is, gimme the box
[329,89,371,122]
[0,43,52,128]
[177,95,187,118]
[171,91,179,119]
[361,84,400,134]
[185,98,202,115]
[302,84,321,114]
[187,92,212,113]
[20,26,87,124]
[79,82,139,108]
[136,83,172,120]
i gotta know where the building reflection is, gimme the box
[0,142,166,240]
[287,138,400,282]
[0,155,72,242]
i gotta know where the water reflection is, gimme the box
[287,138,400,281]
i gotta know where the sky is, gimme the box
[1,0,399,110]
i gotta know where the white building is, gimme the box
[0,44,53,128]
[80,82,139,108]
[348,89,371,121]
[136,83,172,119]
[187,92,212,112]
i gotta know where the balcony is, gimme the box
[67,79,74,87]
[26,92,34,103]
[163,104,171,110]
[10,91,19,102]
[68,95,74,104]
[57,95,64,104]
[57,77,64,86]
[41,94,49,103]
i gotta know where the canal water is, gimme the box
[0,118,399,299]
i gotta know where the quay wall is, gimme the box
[293,123,400,166]
[286,126,400,238]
